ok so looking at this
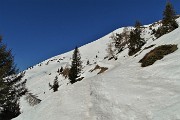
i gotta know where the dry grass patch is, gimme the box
[61,67,70,78]
[90,65,108,74]
[139,44,178,67]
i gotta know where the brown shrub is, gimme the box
[61,67,70,78]
[98,67,108,74]
[90,65,108,74]
[139,44,178,67]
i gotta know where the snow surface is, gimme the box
[13,18,180,120]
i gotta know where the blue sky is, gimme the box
[0,0,180,71]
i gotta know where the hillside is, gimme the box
[13,18,180,120]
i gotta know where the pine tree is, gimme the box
[0,73,26,120]
[128,21,145,56]
[69,47,82,84]
[49,76,59,92]
[113,33,123,52]
[0,36,16,79]
[0,36,22,120]
[134,21,142,28]
[162,1,178,31]
[87,60,90,65]
[60,67,63,73]
[155,2,178,38]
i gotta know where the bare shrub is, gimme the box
[25,93,41,106]
[90,65,108,74]
[61,67,70,78]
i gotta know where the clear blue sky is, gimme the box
[0,0,180,71]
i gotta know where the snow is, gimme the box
[13,18,180,120]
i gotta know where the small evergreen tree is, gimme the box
[57,69,60,73]
[128,21,145,56]
[60,67,63,73]
[134,21,142,28]
[113,33,123,52]
[68,47,82,84]
[49,76,59,92]
[87,60,90,65]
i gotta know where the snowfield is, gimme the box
[13,18,180,120]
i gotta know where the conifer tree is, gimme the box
[128,21,145,56]
[49,76,59,92]
[0,36,16,79]
[69,47,82,84]
[113,33,123,52]
[155,2,178,38]
[87,60,90,65]
[162,1,178,31]
[60,67,63,73]
[0,36,23,120]
[0,73,26,120]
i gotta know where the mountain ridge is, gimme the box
[13,17,180,120]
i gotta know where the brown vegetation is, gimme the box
[61,67,70,78]
[90,65,108,74]
[139,44,178,67]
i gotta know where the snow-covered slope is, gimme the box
[14,18,180,120]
